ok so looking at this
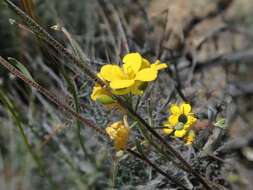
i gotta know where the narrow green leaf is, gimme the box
[8,57,34,81]
[135,141,144,155]
[0,89,56,188]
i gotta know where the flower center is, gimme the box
[126,67,135,79]
[178,114,187,124]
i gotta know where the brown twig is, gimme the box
[0,56,108,137]
[126,148,190,190]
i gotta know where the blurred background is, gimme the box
[0,0,253,189]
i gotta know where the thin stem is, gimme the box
[0,56,107,138]
[110,157,119,189]
[134,96,141,112]
[4,0,103,87]
[0,90,57,189]
[127,148,189,190]
[71,80,94,163]
[174,62,188,102]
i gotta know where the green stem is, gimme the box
[62,70,94,163]
[0,90,57,189]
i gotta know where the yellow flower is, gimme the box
[106,121,130,151]
[90,52,167,103]
[90,73,116,104]
[91,85,116,104]
[99,53,167,94]
[163,103,197,140]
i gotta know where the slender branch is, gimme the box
[0,56,108,137]
[174,62,188,102]
[3,0,104,86]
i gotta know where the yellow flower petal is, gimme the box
[91,86,101,101]
[180,103,192,115]
[91,86,109,101]
[97,73,104,81]
[106,126,117,139]
[130,81,145,95]
[135,68,157,81]
[175,129,187,137]
[163,128,174,135]
[111,121,122,129]
[170,104,181,115]
[110,79,135,89]
[169,115,179,126]
[186,141,193,145]
[141,58,151,69]
[156,63,167,70]
[186,115,197,125]
[183,123,191,130]
[100,64,125,81]
[151,60,167,71]
[123,53,142,73]
[106,121,130,150]
[163,121,171,127]
[163,123,174,135]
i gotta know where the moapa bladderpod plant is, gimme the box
[0,0,238,190]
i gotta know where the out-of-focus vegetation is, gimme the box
[0,0,253,189]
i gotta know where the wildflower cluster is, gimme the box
[91,53,200,150]
[163,103,197,144]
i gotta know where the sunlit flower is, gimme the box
[91,53,167,100]
[106,121,130,150]
[163,103,197,143]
